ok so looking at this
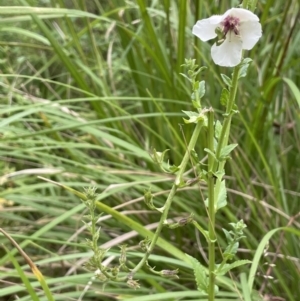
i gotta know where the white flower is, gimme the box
[192,8,262,67]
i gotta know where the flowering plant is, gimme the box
[65,3,264,301]
[193,8,262,67]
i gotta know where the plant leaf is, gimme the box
[215,120,223,140]
[219,143,238,159]
[222,228,233,243]
[216,180,227,210]
[215,260,252,276]
[204,148,216,160]
[224,242,239,260]
[198,80,205,99]
[238,58,253,78]
[182,110,199,117]
[186,254,208,294]
[179,73,192,82]
[221,74,232,87]
[220,88,229,106]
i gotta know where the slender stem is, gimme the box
[89,200,112,279]
[206,66,240,300]
[215,66,240,160]
[175,121,204,185]
[248,0,259,11]
[242,0,250,9]
[131,183,177,275]
[130,121,204,277]
[213,65,240,200]
[207,109,216,300]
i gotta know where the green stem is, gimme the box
[206,65,241,300]
[89,203,112,279]
[250,0,259,11]
[216,66,240,159]
[207,109,216,300]
[175,121,204,185]
[130,121,204,277]
[242,0,250,9]
[213,65,240,200]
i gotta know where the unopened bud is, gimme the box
[139,237,151,252]
[178,214,194,226]
[119,244,127,265]
[112,266,120,277]
[127,279,140,290]
[149,148,169,165]
[160,269,179,279]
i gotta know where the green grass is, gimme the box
[0,0,299,300]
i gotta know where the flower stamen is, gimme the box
[221,15,240,37]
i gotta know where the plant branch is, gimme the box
[129,120,204,278]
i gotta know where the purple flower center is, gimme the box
[221,15,240,36]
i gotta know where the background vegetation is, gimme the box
[0,0,299,300]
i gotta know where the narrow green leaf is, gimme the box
[3,246,40,301]
[30,14,89,92]
[220,143,238,159]
[221,74,232,87]
[283,77,300,108]
[176,0,187,74]
[182,111,199,117]
[204,148,216,160]
[0,27,50,45]
[135,0,170,86]
[240,273,253,301]
[215,260,252,276]
[248,227,300,292]
[179,73,192,82]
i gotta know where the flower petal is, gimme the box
[229,8,259,22]
[240,21,262,50]
[211,34,243,67]
[192,15,224,41]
